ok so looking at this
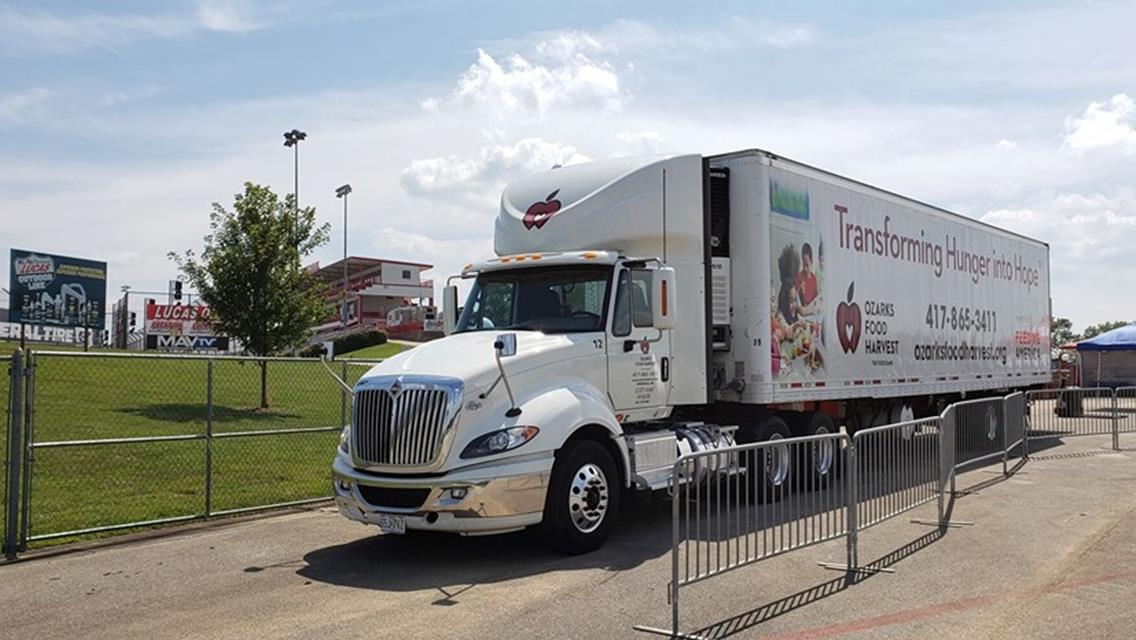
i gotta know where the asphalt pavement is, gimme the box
[3,434,1136,639]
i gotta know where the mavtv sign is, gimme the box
[145,335,230,350]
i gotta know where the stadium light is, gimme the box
[336,184,353,328]
[283,129,307,238]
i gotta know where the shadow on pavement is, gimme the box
[689,527,947,639]
[295,494,675,594]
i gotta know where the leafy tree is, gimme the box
[1050,317,1079,346]
[1082,320,1133,340]
[171,182,331,408]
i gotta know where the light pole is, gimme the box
[335,184,353,328]
[283,128,307,238]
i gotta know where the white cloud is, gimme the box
[425,47,625,119]
[196,0,261,33]
[97,85,161,108]
[508,17,814,58]
[401,138,590,198]
[1064,93,1136,154]
[995,139,1018,151]
[0,3,268,55]
[0,88,52,121]
[983,189,1136,326]
[614,130,667,157]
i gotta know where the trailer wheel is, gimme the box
[795,412,836,489]
[751,416,792,503]
[541,439,621,555]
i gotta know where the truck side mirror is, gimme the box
[494,333,517,357]
[652,267,676,330]
[443,285,459,335]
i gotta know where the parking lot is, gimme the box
[2,433,1135,639]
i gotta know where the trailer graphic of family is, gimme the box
[772,238,825,377]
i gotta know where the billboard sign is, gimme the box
[145,302,215,336]
[144,302,228,350]
[8,249,107,330]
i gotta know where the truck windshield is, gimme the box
[455,265,612,334]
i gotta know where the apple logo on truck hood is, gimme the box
[522,189,561,230]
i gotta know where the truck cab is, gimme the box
[333,155,725,553]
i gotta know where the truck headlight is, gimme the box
[460,426,539,459]
[339,425,350,453]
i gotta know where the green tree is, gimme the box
[171,182,332,408]
[1082,320,1133,340]
[1050,317,1079,346]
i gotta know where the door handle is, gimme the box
[623,339,636,353]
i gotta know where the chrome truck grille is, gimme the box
[352,376,463,468]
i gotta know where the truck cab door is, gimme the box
[606,267,672,419]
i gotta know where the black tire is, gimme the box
[541,439,621,555]
[748,415,792,503]
[794,412,837,490]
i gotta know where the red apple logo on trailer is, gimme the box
[523,189,561,230]
[836,282,862,354]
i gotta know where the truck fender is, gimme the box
[513,381,630,487]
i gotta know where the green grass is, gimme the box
[3,350,387,547]
[0,336,413,549]
[339,341,406,360]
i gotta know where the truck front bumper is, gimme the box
[331,453,551,535]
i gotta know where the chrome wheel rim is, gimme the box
[765,434,790,486]
[568,463,609,533]
[813,427,833,475]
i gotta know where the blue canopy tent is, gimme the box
[1077,323,1136,387]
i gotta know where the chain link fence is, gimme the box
[4,351,385,547]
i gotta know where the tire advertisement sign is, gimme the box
[8,249,107,330]
[767,162,1050,386]
[144,302,228,350]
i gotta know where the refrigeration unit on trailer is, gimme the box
[332,149,1051,552]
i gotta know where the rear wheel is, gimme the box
[541,439,621,554]
[795,412,837,489]
[749,416,792,503]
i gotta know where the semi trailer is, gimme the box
[332,149,1051,553]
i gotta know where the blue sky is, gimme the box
[2,0,1135,329]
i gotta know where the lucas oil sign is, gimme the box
[8,249,107,330]
[144,302,228,351]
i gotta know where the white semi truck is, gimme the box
[333,150,1051,553]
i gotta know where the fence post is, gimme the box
[1002,397,1009,476]
[340,360,348,428]
[205,359,214,517]
[1113,388,1120,452]
[1023,394,1030,460]
[845,440,859,576]
[19,351,35,551]
[669,466,680,636]
[4,350,23,560]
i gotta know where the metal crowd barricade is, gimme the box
[636,433,851,637]
[853,418,942,533]
[1116,387,1136,436]
[1003,392,1027,470]
[639,392,1038,638]
[1026,387,1116,442]
[951,397,1006,469]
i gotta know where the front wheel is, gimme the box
[541,439,621,554]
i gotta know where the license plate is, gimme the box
[375,513,406,535]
